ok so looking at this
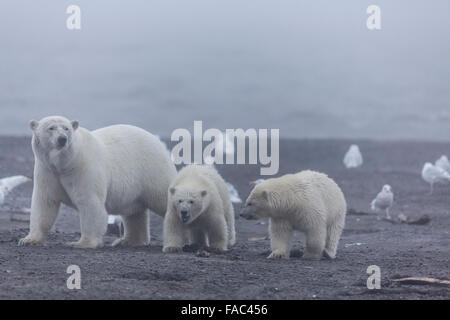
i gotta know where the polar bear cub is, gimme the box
[240,170,346,260]
[163,165,236,253]
[18,116,176,248]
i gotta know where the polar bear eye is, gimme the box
[189,200,194,204]
[247,202,252,206]
[178,200,183,203]
[49,126,56,131]
[63,126,69,131]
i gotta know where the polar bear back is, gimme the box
[92,125,176,215]
[260,170,346,224]
[293,170,346,222]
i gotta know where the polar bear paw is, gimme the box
[111,237,149,247]
[67,237,103,249]
[111,238,128,247]
[323,249,336,260]
[18,235,45,246]
[162,246,182,253]
[302,251,322,261]
[267,250,289,259]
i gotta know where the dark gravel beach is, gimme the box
[0,136,449,299]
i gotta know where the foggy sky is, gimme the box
[0,0,449,140]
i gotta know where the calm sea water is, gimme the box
[1,0,449,141]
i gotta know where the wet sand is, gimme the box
[0,136,449,299]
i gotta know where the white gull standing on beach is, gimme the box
[435,155,450,173]
[0,175,32,206]
[421,162,450,195]
[343,144,363,168]
[370,184,394,219]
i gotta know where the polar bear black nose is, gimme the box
[58,136,67,147]
[181,210,188,216]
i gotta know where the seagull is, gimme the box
[435,155,450,173]
[226,182,242,203]
[0,175,32,206]
[422,162,450,195]
[370,184,394,219]
[343,144,363,168]
[249,179,265,185]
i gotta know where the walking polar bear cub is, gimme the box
[163,165,236,253]
[240,170,346,260]
[18,116,176,248]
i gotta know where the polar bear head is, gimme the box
[169,186,209,224]
[240,189,273,220]
[30,116,79,153]
[240,179,283,220]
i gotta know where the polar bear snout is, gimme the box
[240,206,258,220]
[175,200,194,224]
[57,135,68,148]
[170,188,206,224]
[180,209,190,223]
[240,212,257,220]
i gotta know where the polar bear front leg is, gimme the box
[18,190,61,246]
[224,203,236,246]
[162,210,184,253]
[207,215,228,251]
[68,198,107,249]
[268,219,293,259]
[112,210,149,247]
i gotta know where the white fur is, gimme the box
[162,165,235,252]
[241,170,346,260]
[18,116,176,248]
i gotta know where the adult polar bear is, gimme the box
[18,116,176,248]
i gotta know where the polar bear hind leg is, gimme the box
[303,223,327,260]
[324,216,345,259]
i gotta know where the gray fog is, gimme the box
[0,0,449,140]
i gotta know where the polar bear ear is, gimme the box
[262,190,273,202]
[29,120,39,131]
[261,190,275,207]
[169,187,176,195]
[201,190,207,197]
[71,120,79,131]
